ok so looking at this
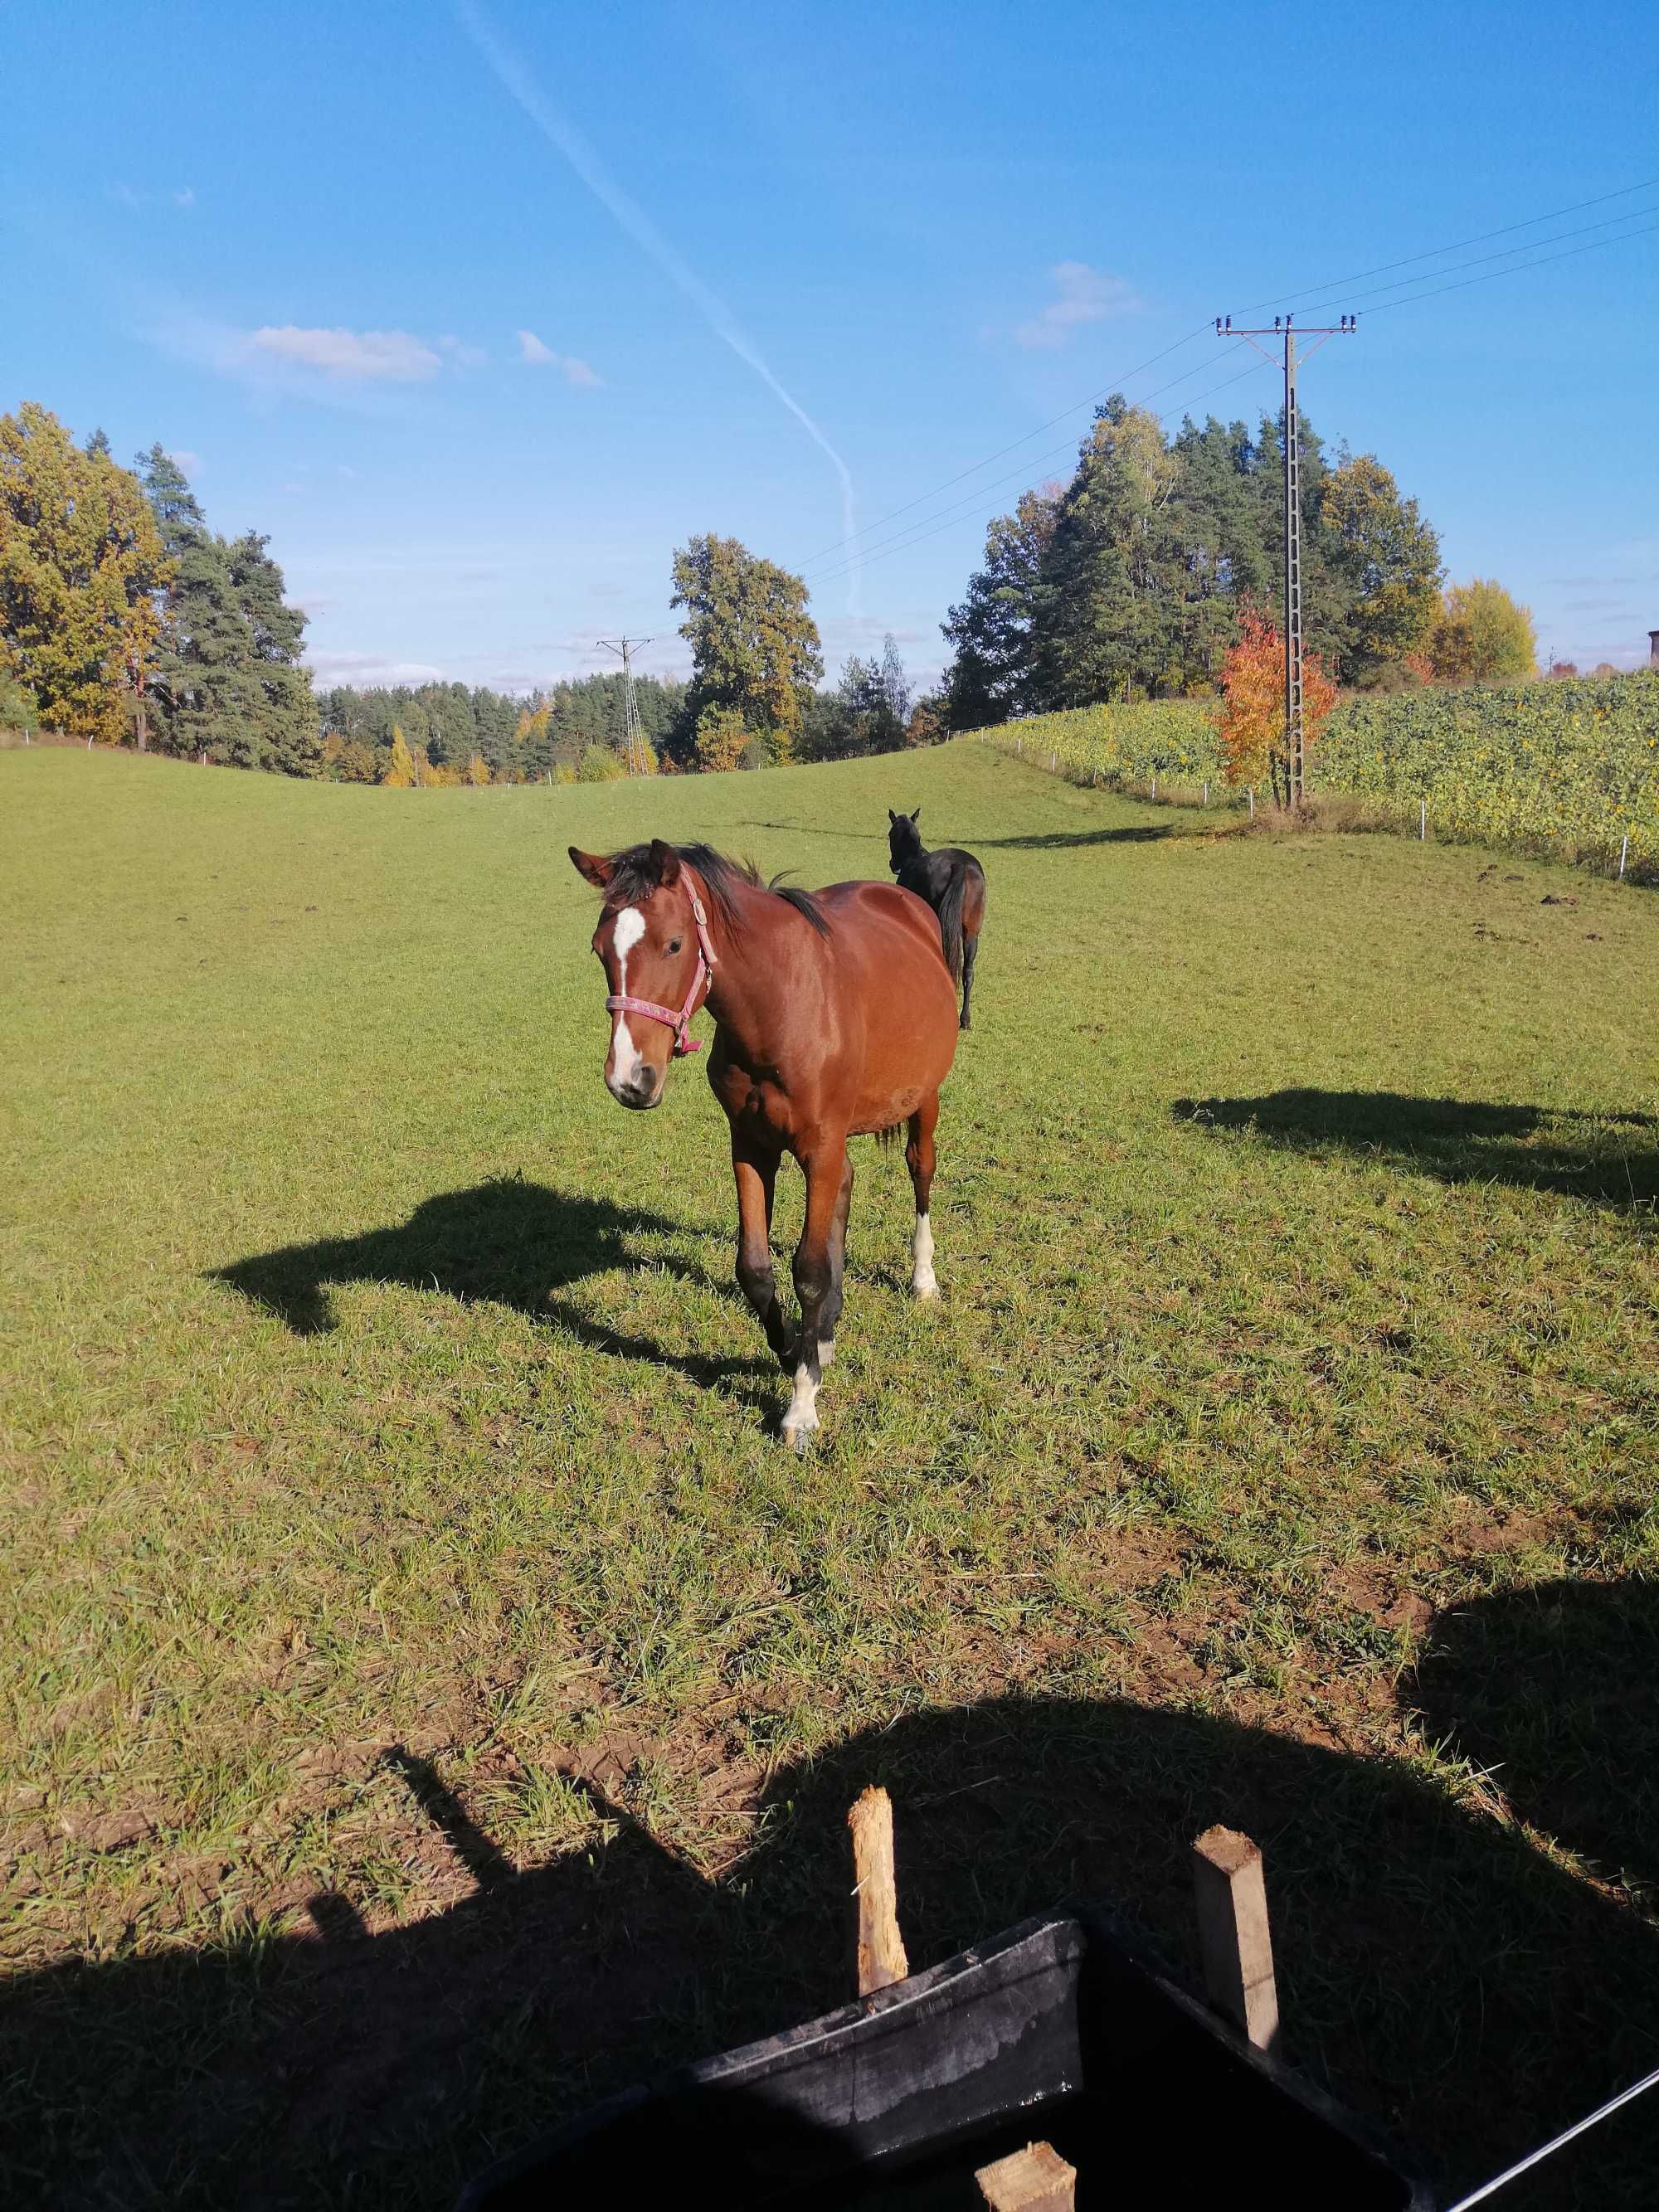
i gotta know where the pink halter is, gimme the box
[604,885,718,1057]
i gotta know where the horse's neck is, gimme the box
[698,872,819,1048]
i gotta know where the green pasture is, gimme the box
[3,742,1657,2208]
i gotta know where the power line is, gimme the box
[802,210,1657,596]
[791,324,1212,568]
[1234,173,1659,315]
[800,344,1246,584]
[1321,216,1659,315]
[802,355,1268,594]
[790,174,1659,581]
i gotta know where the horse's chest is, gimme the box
[711,1059,794,1141]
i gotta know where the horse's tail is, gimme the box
[935,863,968,983]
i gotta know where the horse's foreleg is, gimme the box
[817,1149,854,1369]
[905,1096,940,1299]
[732,1140,794,1369]
[782,1135,847,1451]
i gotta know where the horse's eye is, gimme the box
[668,937,682,954]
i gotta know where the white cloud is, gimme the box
[306,651,448,685]
[166,448,203,479]
[174,187,195,208]
[518,329,602,386]
[439,333,489,367]
[1013,261,1141,350]
[246,326,444,382]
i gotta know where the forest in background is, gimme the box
[1,393,1568,790]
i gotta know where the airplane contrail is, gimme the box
[457,0,861,616]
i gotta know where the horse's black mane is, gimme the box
[604,842,830,937]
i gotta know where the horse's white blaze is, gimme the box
[911,1213,937,1299]
[783,1359,820,1441]
[607,905,647,1091]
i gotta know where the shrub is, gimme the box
[577,744,626,783]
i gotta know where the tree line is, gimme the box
[2,391,1542,788]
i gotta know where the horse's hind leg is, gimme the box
[732,1138,795,1369]
[905,1095,940,1299]
[782,1135,848,1451]
[959,928,979,1030]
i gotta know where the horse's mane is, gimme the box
[603,842,831,938]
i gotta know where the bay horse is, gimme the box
[886,809,987,1030]
[568,839,960,1449]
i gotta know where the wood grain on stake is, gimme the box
[847,1786,909,1996]
[1192,1824,1280,2053]
[975,2141,1077,2211]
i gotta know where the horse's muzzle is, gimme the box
[609,1068,663,1111]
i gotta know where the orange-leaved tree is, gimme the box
[1215,608,1336,807]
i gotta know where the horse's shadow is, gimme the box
[212,1179,778,1395]
[1175,1090,1658,1212]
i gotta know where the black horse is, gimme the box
[886,808,987,1030]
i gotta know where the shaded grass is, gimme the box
[2,742,1658,2207]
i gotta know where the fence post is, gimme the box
[1619,834,1629,881]
[1050,750,1057,772]
[1151,774,1157,802]
[1016,734,1022,756]
[1248,789,1254,820]
[1203,781,1209,807]
[1419,798,1427,841]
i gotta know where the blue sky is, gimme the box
[5,1,1657,693]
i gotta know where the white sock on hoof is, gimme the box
[781,1359,820,1446]
[911,1213,938,1300]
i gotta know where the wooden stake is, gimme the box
[1192,1825,1279,2054]
[975,2141,1076,2211]
[848,1786,908,1996]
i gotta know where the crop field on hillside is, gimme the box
[4,742,1658,2208]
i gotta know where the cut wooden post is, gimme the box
[848,1785,909,1996]
[1192,1825,1279,2054]
[975,2140,1077,2211]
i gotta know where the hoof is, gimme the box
[959,1013,971,1030]
[781,1418,819,1454]
[912,1276,940,1302]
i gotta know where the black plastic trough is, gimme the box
[459,1906,1431,2209]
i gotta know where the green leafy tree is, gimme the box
[1430,579,1536,683]
[1321,455,1443,678]
[670,533,821,756]
[0,404,172,743]
[940,487,1057,727]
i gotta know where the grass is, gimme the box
[3,741,1658,2208]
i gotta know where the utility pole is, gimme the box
[1214,312,1356,806]
[597,635,654,775]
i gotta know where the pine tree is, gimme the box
[224,532,320,775]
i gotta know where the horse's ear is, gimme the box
[648,838,682,886]
[888,808,897,824]
[569,847,614,888]
[912,806,921,824]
